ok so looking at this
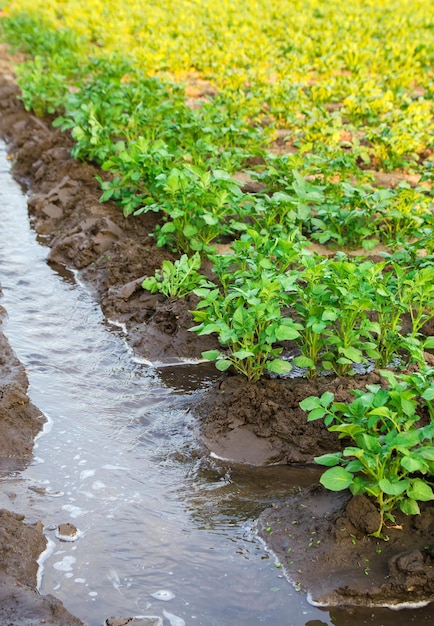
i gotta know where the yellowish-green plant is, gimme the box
[2,0,433,170]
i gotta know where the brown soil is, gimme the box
[0,42,433,617]
[195,370,387,465]
[0,510,83,625]
[0,302,44,471]
[257,488,434,609]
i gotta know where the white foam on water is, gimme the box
[53,555,76,572]
[79,469,96,480]
[163,609,186,626]
[37,535,56,590]
[151,589,175,601]
[61,504,89,518]
[91,480,107,490]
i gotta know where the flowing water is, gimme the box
[0,141,433,626]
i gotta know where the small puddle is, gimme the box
[0,142,433,626]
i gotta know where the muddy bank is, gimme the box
[0,510,84,626]
[195,371,387,465]
[0,301,44,470]
[257,487,434,608]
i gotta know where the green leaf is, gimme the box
[141,277,158,291]
[233,305,245,327]
[339,346,364,362]
[215,359,232,371]
[379,478,408,496]
[300,396,322,411]
[312,321,326,334]
[421,387,434,401]
[306,407,328,421]
[345,459,363,472]
[275,325,300,341]
[400,396,417,417]
[320,467,353,491]
[417,448,434,461]
[400,498,420,516]
[314,452,342,467]
[266,358,292,374]
[423,336,434,349]
[202,213,219,226]
[321,391,335,406]
[322,309,338,322]
[183,223,199,238]
[232,349,254,360]
[201,349,220,361]
[160,222,176,233]
[197,323,223,335]
[362,433,381,453]
[400,456,428,473]
[368,406,391,418]
[293,355,315,369]
[407,479,434,502]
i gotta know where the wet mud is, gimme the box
[0,302,44,471]
[257,488,434,608]
[0,43,433,618]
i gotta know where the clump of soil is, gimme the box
[195,371,385,465]
[257,487,434,608]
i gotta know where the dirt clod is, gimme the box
[346,496,382,535]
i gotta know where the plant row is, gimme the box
[153,231,433,382]
[1,4,432,260]
[2,0,433,171]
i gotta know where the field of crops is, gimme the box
[1,0,434,536]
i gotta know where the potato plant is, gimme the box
[301,369,434,538]
[141,253,212,299]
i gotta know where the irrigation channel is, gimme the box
[0,140,433,626]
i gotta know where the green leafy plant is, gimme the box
[190,240,300,382]
[300,370,434,538]
[318,257,380,375]
[293,255,379,377]
[191,270,301,383]
[150,164,246,253]
[366,262,434,368]
[378,185,433,246]
[189,230,309,381]
[97,137,175,216]
[15,55,71,116]
[141,252,211,299]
